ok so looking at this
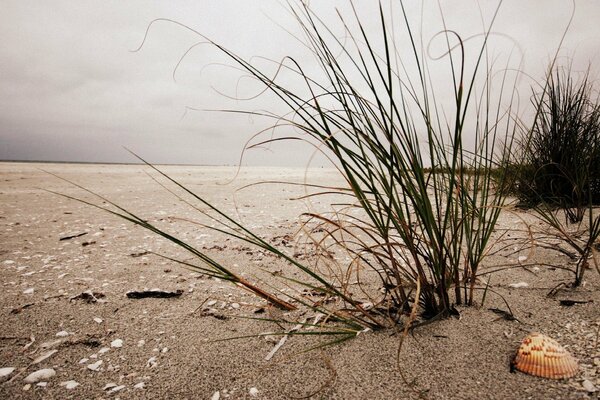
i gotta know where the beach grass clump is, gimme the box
[511,65,600,286]
[128,1,520,323]
[513,67,600,219]
[56,1,521,336]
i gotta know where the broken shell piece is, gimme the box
[87,360,103,371]
[512,332,578,379]
[508,282,529,289]
[60,380,79,390]
[0,367,16,382]
[24,369,56,383]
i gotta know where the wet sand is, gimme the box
[0,162,598,399]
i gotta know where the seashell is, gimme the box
[512,332,578,379]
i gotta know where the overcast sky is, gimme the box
[1,1,599,166]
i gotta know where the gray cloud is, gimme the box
[1,1,599,166]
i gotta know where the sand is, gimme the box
[0,162,598,399]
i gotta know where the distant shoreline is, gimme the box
[0,159,224,167]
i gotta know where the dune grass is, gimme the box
[510,65,600,286]
[54,2,526,338]
[129,2,521,323]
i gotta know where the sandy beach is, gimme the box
[0,162,598,399]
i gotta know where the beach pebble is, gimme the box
[518,255,528,262]
[23,384,31,391]
[93,317,103,324]
[508,282,529,288]
[146,356,157,368]
[111,339,123,348]
[99,347,110,354]
[36,382,48,388]
[231,302,240,309]
[23,288,34,295]
[111,385,126,393]
[211,391,221,400]
[134,382,146,389]
[0,367,15,382]
[137,339,145,347]
[249,387,259,397]
[87,360,103,371]
[56,330,69,337]
[24,368,56,383]
[582,379,597,392]
[79,358,89,364]
[207,300,217,306]
[60,380,80,390]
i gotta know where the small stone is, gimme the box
[99,347,110,354]
[207,300,217,306]
[111,339,123,348]
[134,382,146,389]
[23,384,31,391]
[508,282,529,288]
[0,367,15,382]
[23,288,34,295]
[110,385,126,393]
[103,383,118,390]
[161,347,168,353]
[518,255,528,262]
[93,317,103,324]
[249,387,259,397]
[231,303,240,309]
[137,339,145,347]
[211,391,221,400]
[146,356,157,368]
[582,379,597,392]
[36,382,48,388]
[24,368,56,383]
[56,330,69,337]
[87,360,103,371]
[78,358,89,364]
[60,380,80,390]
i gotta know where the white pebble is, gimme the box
[137,339,145,347]
[23,288,34,295]
[56,330,69,337]
[582,379,597,392]
[146,356,157,368]
[23,384,31,391]
[249,387,259,397]
[24,368,56,383]
[231,303,240,309]
[508,282,529,288]
[518,255,528,262]
[207,300,217,306]
[211,391,221,400]
[0,367,15,382]
[60,380,80,390]
[93,317,103,324]
[78,358,89,364]
[110,339,123,348]
[110,385,126,393]
[98,347,110,354]
[87,360,103,371]
[36,382,48,388]
[134,382,146,389]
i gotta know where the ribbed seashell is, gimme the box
[512,332,578,379]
